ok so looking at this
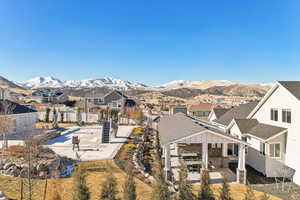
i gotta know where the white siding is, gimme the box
[251,84,300,184]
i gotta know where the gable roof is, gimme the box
[214,102,258,127]
[158,112,247,145]
[212,107,230,119]
[279,81,300,101]
[248,123,287,140]
[158,112,206,145]
[0,100,36,115]
[234,119,259,134]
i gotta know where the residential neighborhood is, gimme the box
[1,1,299,200]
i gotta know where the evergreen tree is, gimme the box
[219,178,232,200]
[73,168,90,200]
[178,163,195,200]
[123,164,137,200]
[151,154,170,200]
[99,173,118,200]
[260,193,270,200]
[60,111,64,123]
[45,108,50,122]
[243,184,256,200]
[198,170,214,200]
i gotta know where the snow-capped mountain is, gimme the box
[159,80,234,90]
[21,76,64,89]
[19,77,149,90]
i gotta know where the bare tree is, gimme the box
[0,100,16,157]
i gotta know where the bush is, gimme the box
[133,127,144,136]
[124,144,136,151]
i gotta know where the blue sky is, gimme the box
[0,0,299,86]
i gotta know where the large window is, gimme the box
[271,108,278,121]
[269,143,281,158]
[260,142,266,156]
[282,109,291,123]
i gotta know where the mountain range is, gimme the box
[0,76,274,98]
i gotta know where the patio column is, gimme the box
[164,144,171,181]
[202,142,208,170]
[222,143,228,157]
[237,143,246,184]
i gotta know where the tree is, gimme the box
[243,184,255,200]
[45,108,50,122]
[151,154,170,200]
[73,167,90,200]
[198,170,214,200]
[60,111,64,123]
[99,173,118,200]
[123,164,136,200]
[76,108,82,124]
[0,100,16,153]
[219,178,232,200]
[178,163,195,200]
[260,193,269,200]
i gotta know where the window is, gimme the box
[282,109,291,123]
[271,109,278,121]
[269,143,281,158]
[260,142,266,155]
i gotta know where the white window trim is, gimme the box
[282,109,292,124]
[271,108,278,121]
[269,142,281,159]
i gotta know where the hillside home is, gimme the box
[29,89,68,104]
[187,103,215,120]
[0,88,10,100]
[0,100,38,138]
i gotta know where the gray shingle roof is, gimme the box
[234,119,259,134]
[279,81,300,101]
[158,112,206,145]
[213,108,230,119]
[158,113,247,145]
[214,102,258,126]
[248,123,287,140]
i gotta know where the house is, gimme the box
[158,112,248,184]
[87,90,127,108]
[210,82,300,184]
[0,100,38,138]
[169,105,187,115]
[29,89,68,104]
[188,103,215,120]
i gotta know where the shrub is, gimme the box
[124,144,136,151]
[133,127,144,136]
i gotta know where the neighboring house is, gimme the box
[29,89,68,104]
[208,107,230,121]
[87,90,137,113]
[188,103,215,120]
[169,105,187,115]
[0,100,38,138]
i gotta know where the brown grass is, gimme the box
[193,184,282,200]
[0,160,281,200]
[0,160,153,200]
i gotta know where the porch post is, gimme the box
[237,143,246,184]
[202,142,208,170]
[164,144,171,181]
[222,143,228,157]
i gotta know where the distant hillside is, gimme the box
[0,76,29,95]
[204,84,270,97]
[161,88,205,98]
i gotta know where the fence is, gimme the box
[38,112,99,123]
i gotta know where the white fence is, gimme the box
[38,112,99,123]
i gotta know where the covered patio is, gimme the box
[158,112,248,184]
